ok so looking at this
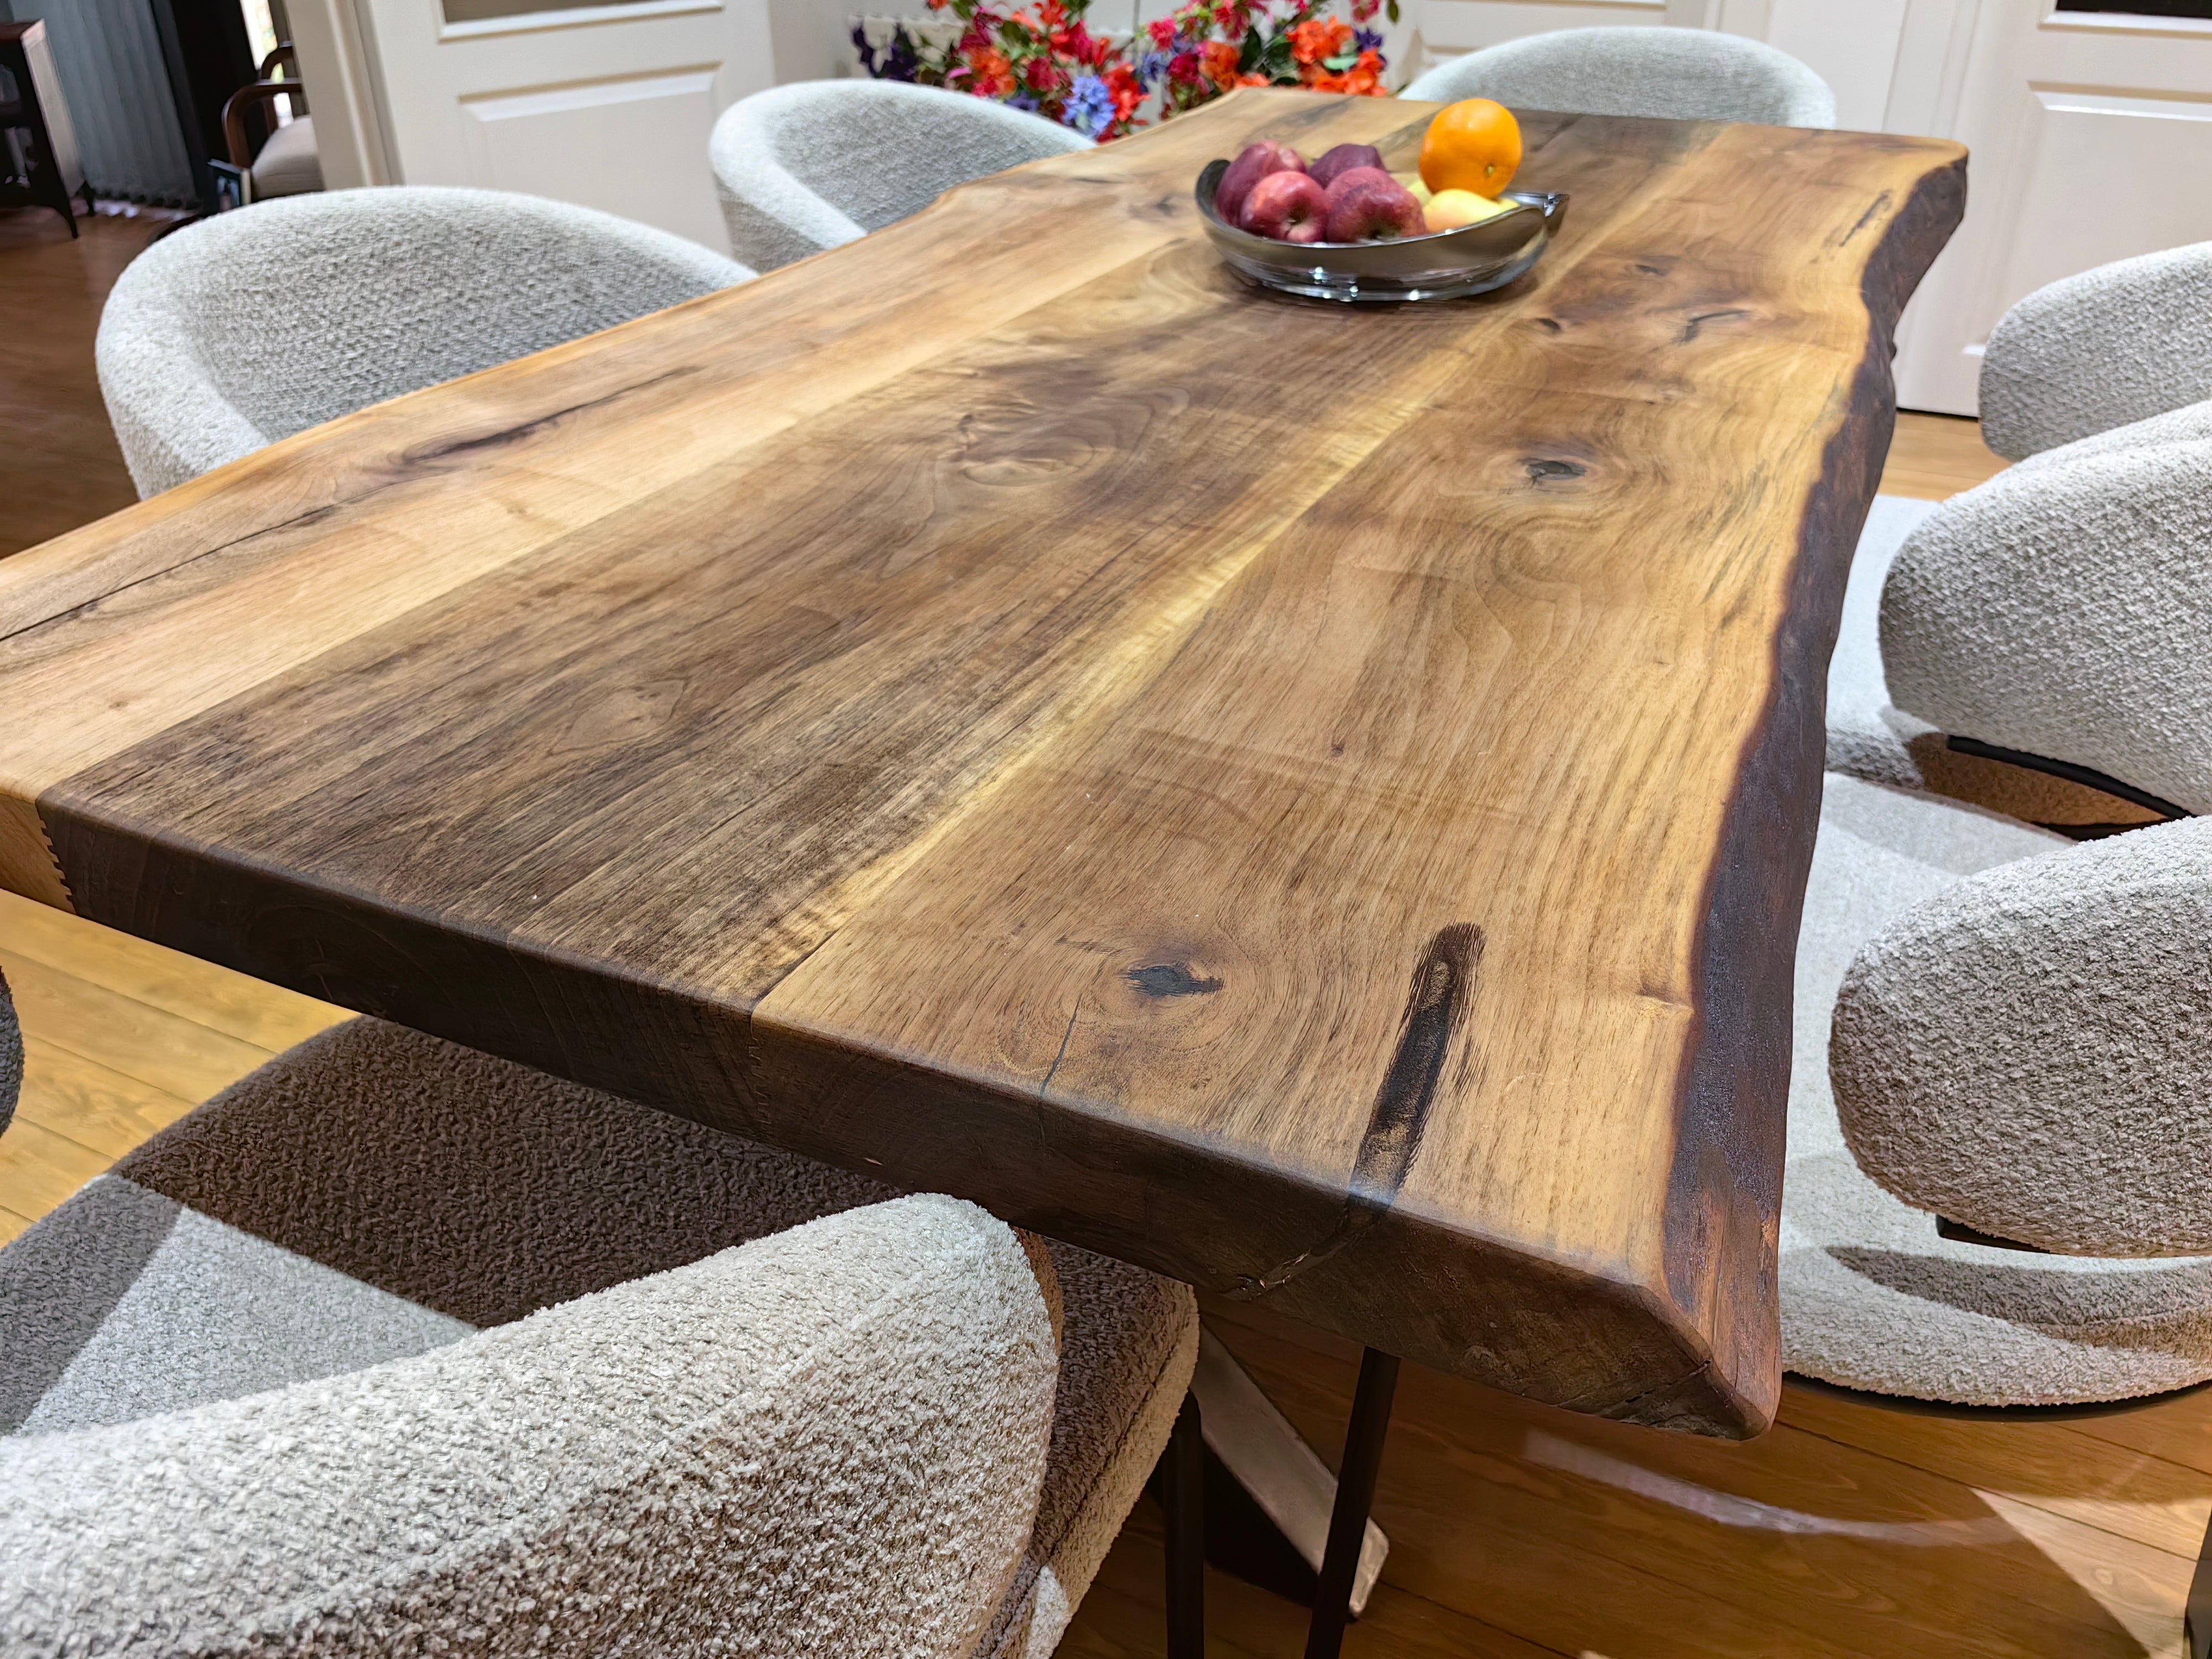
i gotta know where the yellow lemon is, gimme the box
[1423,188,1514,233]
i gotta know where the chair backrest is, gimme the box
[1978,241,2212,460]
[0,1192,1059,1655]
[1879,429,2212,816]
[95,186,752,497]
[1832,814,2212,1258]
[708,80,1090,273]
[1402,27,1835,127]
[0,966,18,1138]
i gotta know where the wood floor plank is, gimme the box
[1782,1382,2212,1558]
[0,889,347,1051]
[0,207,155,560]
[1971,1490,2189,1659]
[15,1034,200,1161]
[1198,1300,2177,1658]
[0,1114,112,1219]
[0,1204,33,1244]
[0,945,275,1103]
[1878,411,2008,500]
[2069,1397,2212,1483]
[1065,1503,1572,1659]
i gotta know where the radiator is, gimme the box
[4,0,194,202]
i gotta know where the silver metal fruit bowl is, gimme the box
[1194,158,1568,304]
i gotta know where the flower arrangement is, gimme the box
[1142,0,1392,116]
[852,0,1391,141]
[854,0,1146,139]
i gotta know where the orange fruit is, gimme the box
[1418,98,1521,197]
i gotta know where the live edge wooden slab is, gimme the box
[0,92,1963,1437]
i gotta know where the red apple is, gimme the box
[1214,141,1306,225]
[1322,175,1425,243]
[1308,143,1385,189]
[1239,170,1329,243]
[1319,165,1395,209]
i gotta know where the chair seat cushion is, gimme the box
[1780,776,2212,1406]
[0,1019,1196,1648]
[250,114,322,198]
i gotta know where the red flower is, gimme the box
[1147,15,1177,48]
[1106,60,1144,118]
[1167,47,1201,82]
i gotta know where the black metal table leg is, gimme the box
[1304,1347,1400,1659]
[1163,1391,1206,1658]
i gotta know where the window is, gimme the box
[2056,2,2212,17]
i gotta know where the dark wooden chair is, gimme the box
[0,21,88,236]
[220,44,320,201]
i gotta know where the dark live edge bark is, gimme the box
[1661,148,1969,1437]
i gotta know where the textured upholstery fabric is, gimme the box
[708,80,1089,272]
[1830,491,2165,829]
[2007,391,2212,477]
[1834,815,2212,1259]
[1402,27,1835,127]
[980,1246,1198,1659]
[0,1019,1196,1654]
[249,114,321,197]
[1781,776,2212,1405]
[1879,434,2212,814]
[1978,241,2212,460]
[96,186,751,497]
[0,1194,1058,1658]
[0,965,18,1138]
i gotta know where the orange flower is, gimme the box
[1235,70,1270,86]
[969,46,1016,95]
[1303,45,1383,94]
[1288,16,1350,65]
[1199,38,1240,90]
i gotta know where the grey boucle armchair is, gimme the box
[1401,26,1835,126]
[2,1193,1061,1657]
[1826,243,2212,830]
[706,80,1090,273]
[1978,241,2212,461]
[95,186,752,498]
[0,1009,1200,1658]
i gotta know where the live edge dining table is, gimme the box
[0,82,1961,1624]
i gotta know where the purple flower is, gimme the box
[1009,90,1041,110]
[1353,26,1383,51]
[1062,71,1115,135]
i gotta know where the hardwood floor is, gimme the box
[3,330,2139,1655]
[0,204,169,557]
[1880,410,2008,501]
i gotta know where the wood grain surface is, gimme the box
[0,91,1964,1436]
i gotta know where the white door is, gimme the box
[289,0,775,254]
[1402,0,2212,416]
[1890,3,2212,415]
